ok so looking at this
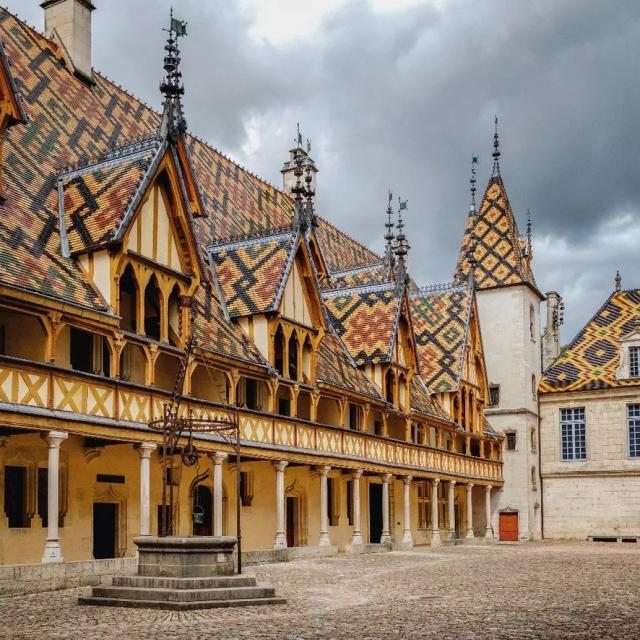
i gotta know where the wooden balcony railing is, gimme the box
[0,357,502,482]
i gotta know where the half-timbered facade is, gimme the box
[0,3,502,568]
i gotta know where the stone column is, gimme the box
[466,483,474,539]
[447,480,456,540]
[42,431,68,563]
[273,461,288,549]
[213,452,227,537]
[484,485,493,540]
[402,476,413,546]
[350,470,363,545]
[431,478,441,546]
[318,465,331,546]
[380,473,392,543]
[137,442,156,536]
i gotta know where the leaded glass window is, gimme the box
[629,404,640,458]
[560,407,586,461]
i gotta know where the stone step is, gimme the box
[90,585,276,603]
[78,596,287,611]
[112,575,257,589]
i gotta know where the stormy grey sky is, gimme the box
[8,0,640,340]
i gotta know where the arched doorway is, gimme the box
[192,485,213,536]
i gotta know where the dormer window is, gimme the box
[616,326,640,381]
[631,346,640,378]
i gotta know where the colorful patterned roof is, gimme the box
[210,232,295,317]
[410,283,473,393]
[540,289,640,394]
[192,285,267,366]
[323,262,390,291]
[0,8,380,315]
[323,284,400,366]
[410,376,450,421]
[317,331,382,399]
[56,142,159,254]
[316,216,382,272]
[455,175,536,291]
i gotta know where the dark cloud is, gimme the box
[8,0,640,340]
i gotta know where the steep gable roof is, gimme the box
[323,282,401,366]
[316,330,382,399]
[455,175,537,292]
[410,282,473,393]
[540,288,640,394]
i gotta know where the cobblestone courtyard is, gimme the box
[1,542,638,639]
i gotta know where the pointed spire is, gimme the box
[470,156,478,214]
[467,232,478,286]
[290,147,315,232]
[159,9,188,143]
[526,208,532,256]
[394,197,409,290]
[492,115,501,177]
[384,190,396,272]
[615,270,622,293]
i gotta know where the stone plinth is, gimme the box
[135,536,236,578]
[78,536,285,610]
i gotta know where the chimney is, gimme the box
[41,0,95,83]
[281,146,317,198]
[542,291,563,370]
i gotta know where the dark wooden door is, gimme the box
[286,496,296,547]
[499,512,519,541]
[192,485,213,536]
[93,503,117,559]
[369,484,383,543]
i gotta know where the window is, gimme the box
[532,374,537,401]
[506,432,517,451]
[278,396,290,417]
[489,385,500,407]
[70,327,93,373]
[631,347,640,378]
[374,420,383,436]
[327,478,339,526]
[143,276,162,341]
[530,304,536,341]
[288,333,299,380]
[629,404,640,458]
[385,369,395,404]
[530,427,537,453]
[417,481,431,529]
[245,379,258,410]
[274,326,285,376]
[348,404,361,431]
[560,407,586,461]
[531,466,537,491]
[4,465,28,528]
[240,471,254,506]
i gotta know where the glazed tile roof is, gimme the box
[409,282,472,393]
[210,232,295,317]
[315,217,382,272]
[539,288,640,394]
[55,141,160,254]
[192,285,267,366]
[410,376,450,421]
[317,330,382,399]
[323,283,400,366]
[323,262,390,291]
[455,175,536,291]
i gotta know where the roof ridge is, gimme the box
[321,280,395,298]
[209,229,294,252]
[412,280,465,296]
[328,262,385,277]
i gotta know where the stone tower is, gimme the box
[455,123,543,541]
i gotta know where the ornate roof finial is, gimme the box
[470,156,478,214]
[295,122,303,149]
[467,233,479,286]
[159,9,188,143]
[291,148,315,232]
[615,270,622,293]
[395,197,409,289]
[526,208,532,255]
[492,115,501,177]
[384,190,396,272]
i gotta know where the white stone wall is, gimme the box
[477,284,543,540]
[540,388,640,538]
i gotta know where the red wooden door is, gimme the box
[499,513,519,541]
